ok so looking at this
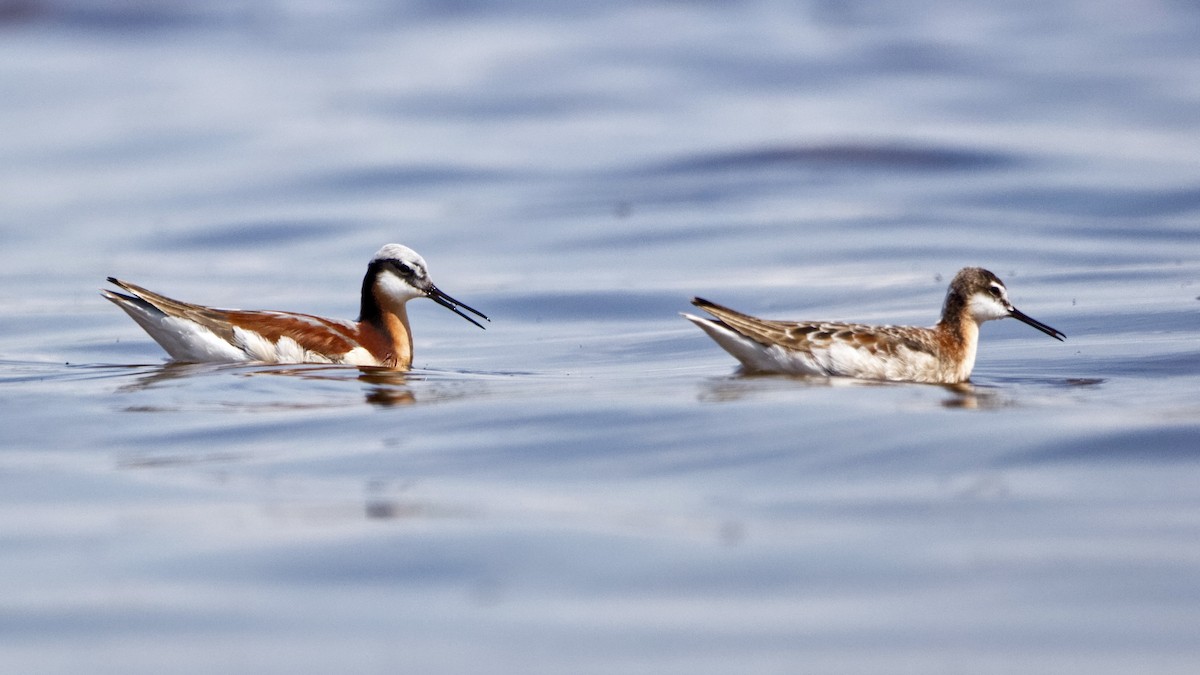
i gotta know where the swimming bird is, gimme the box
[102,244,487,369]
[682,267,1064,384]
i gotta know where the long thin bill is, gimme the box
[1010,307,1065,341]
[428,285,490,329]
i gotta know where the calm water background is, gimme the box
[2,1,1200,672]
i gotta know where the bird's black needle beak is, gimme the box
[1010,307,1065,341]
[427,285,489,329]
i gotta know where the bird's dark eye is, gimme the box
[394,262,413,276]
[988,285,1003,297]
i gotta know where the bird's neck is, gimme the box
[359,268,414,369]
[378,301,414,369]
[937,291,981,382]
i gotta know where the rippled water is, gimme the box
[3,1,1200,673]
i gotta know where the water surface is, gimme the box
[2,1,1200,673]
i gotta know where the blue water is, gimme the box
[2,1,1200,673]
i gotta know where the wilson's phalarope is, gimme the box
[683,267,1064,384]
[102,244,487,369]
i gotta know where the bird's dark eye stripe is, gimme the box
[392,261,413,276]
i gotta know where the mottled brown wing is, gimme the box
[691,297,933,356]
[690,297,809,348]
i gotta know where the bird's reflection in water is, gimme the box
[112,361,227,391]
[693,372,1076,411]
[357,368,417,407]
[108,361,509,410]
[231,364,421,407]
[110,361,419,407]
[939,382,994,409]
[700,369,1099,408]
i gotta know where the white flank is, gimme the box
[340,346,380,366]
